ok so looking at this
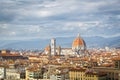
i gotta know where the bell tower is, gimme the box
[51,38,56,55]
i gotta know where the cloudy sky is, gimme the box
[0,0,120,40]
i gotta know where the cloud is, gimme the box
[0,0,119,40]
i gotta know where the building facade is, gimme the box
[69,68,107,80]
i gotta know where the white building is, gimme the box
[0,66,6,79]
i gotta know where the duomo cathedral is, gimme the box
[44,34,86,56]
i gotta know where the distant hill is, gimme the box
[0,36,119,49]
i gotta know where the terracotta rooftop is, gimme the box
[0,53,21,56]
[85,71,107,77]
[70,67,86,72]
[111,57,120,61]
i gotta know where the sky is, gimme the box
[0,0,120,40]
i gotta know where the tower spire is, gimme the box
[77,33,80,37]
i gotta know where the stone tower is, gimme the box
[57,46,61,55]
[51,38,56,55]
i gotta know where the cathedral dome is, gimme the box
[45,44,51,52]
[72,34,86,54]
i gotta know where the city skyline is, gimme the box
[0,1,120,79]
[0,0,120,41]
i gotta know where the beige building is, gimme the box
[0,50,10,54]
[84,71,106,80]
[94,57,120,80]
[5,68,21,80]
[26,67,43,80]
[69,68,86,80]
[69,68,107,80]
